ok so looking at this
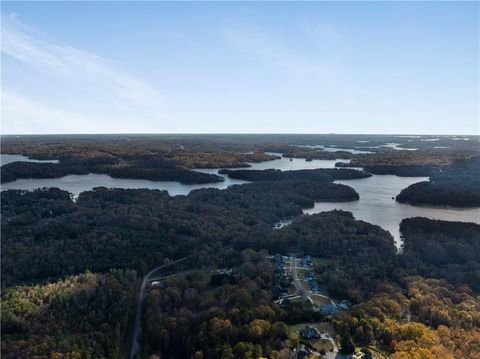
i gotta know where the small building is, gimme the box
[352,353,366,359]
[301,255,313,267]
[218,268,233,275]
[151,281,160,287]
[319,304,338,315]
[308,280,319,292]
[272,284,287,298]
[273,271,283,281]
[300,325,321,339]
[274,254,284,265]
[295,344,311,359]
[304,272,315,281]
[274,262,285,273]
[297,349,307,359]
[337,299,351,310]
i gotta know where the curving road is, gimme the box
[129,256,190,359]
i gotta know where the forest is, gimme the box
[337,149,476,169]
[2,180,479,358]
[1,156,225,184]
[0,178,359,287]
[400,217,480,291]
[221,168,371,182]
[137,211,480,358]
[1,135,480,358]
[1,270,136,359]
[396,156,480,207]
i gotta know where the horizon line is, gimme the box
[1,132,479,137]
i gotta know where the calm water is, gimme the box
[304,175,480,248]
[1,154,59,165]
[1,153,343,197]
[1,153,478,248]
[298,145,373,154]
[250,153,349,170]
[1,173,250,197]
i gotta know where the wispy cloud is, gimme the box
[223,22,341,82]
[1,92,99,134]
[1,14,166,133]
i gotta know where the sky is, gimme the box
[1,1,479,135]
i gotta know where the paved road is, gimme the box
[323,333,339,352]
[290,254,341,358]
[290,254,303,292]
[129,256,189,359]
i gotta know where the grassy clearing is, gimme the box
[313,257,331,266]
[148,269,200,282]
[298,268,307,279]
[286,296,303,304]
[310,294,331,306]
[311,339,334,352]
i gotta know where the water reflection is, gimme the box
[1,153,478,249]
[1,153,345,197]
[1,154,59,165]
[304,175,480,248]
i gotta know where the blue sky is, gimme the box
[1,1,478,134]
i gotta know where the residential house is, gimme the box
[300,325,321,339]
[274,254,284,265]
[304,272,315,281]
[337,299,351,310]
[218,268,233,275]
[301,255,312,267]
[295,346,309,359]
[308,279,319,292]
[319,304,338,315]
[272,284,287,298]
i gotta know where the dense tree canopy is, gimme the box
[1,270,135,359]
[1,135,479,358]
[396,156,480,207]
[222,168,371,182]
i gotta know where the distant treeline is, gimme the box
[396,156,480,207]
[221,168,371,182]
[1,156,224,184]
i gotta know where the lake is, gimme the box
[1,154,59,165]
[1,153,479,248]
[297,145,373,154]
[1,154,343,197]
[303,175,480,248]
